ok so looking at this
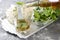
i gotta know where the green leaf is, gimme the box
[21,23,27,27]
[16,2,24,5]
[43,10,50,16]
[36,7,41,10]
[34,18,39,21]
[33,6,59,22]
[55,8,60,16]
[34,10,40,18]
[51,14,57,20]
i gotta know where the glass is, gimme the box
[16,2,33,33]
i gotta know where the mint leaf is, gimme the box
[33,6,59,22]
[51,14,57,20]
[16,2,24,5]
[55,8,60,16]
[34,10,40,18]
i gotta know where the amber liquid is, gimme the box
[38,2,60,9]
[16,19,30,31]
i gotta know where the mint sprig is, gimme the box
[16,2,24,5]
[34,7,60,22]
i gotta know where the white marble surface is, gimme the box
[0,0,60,40]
